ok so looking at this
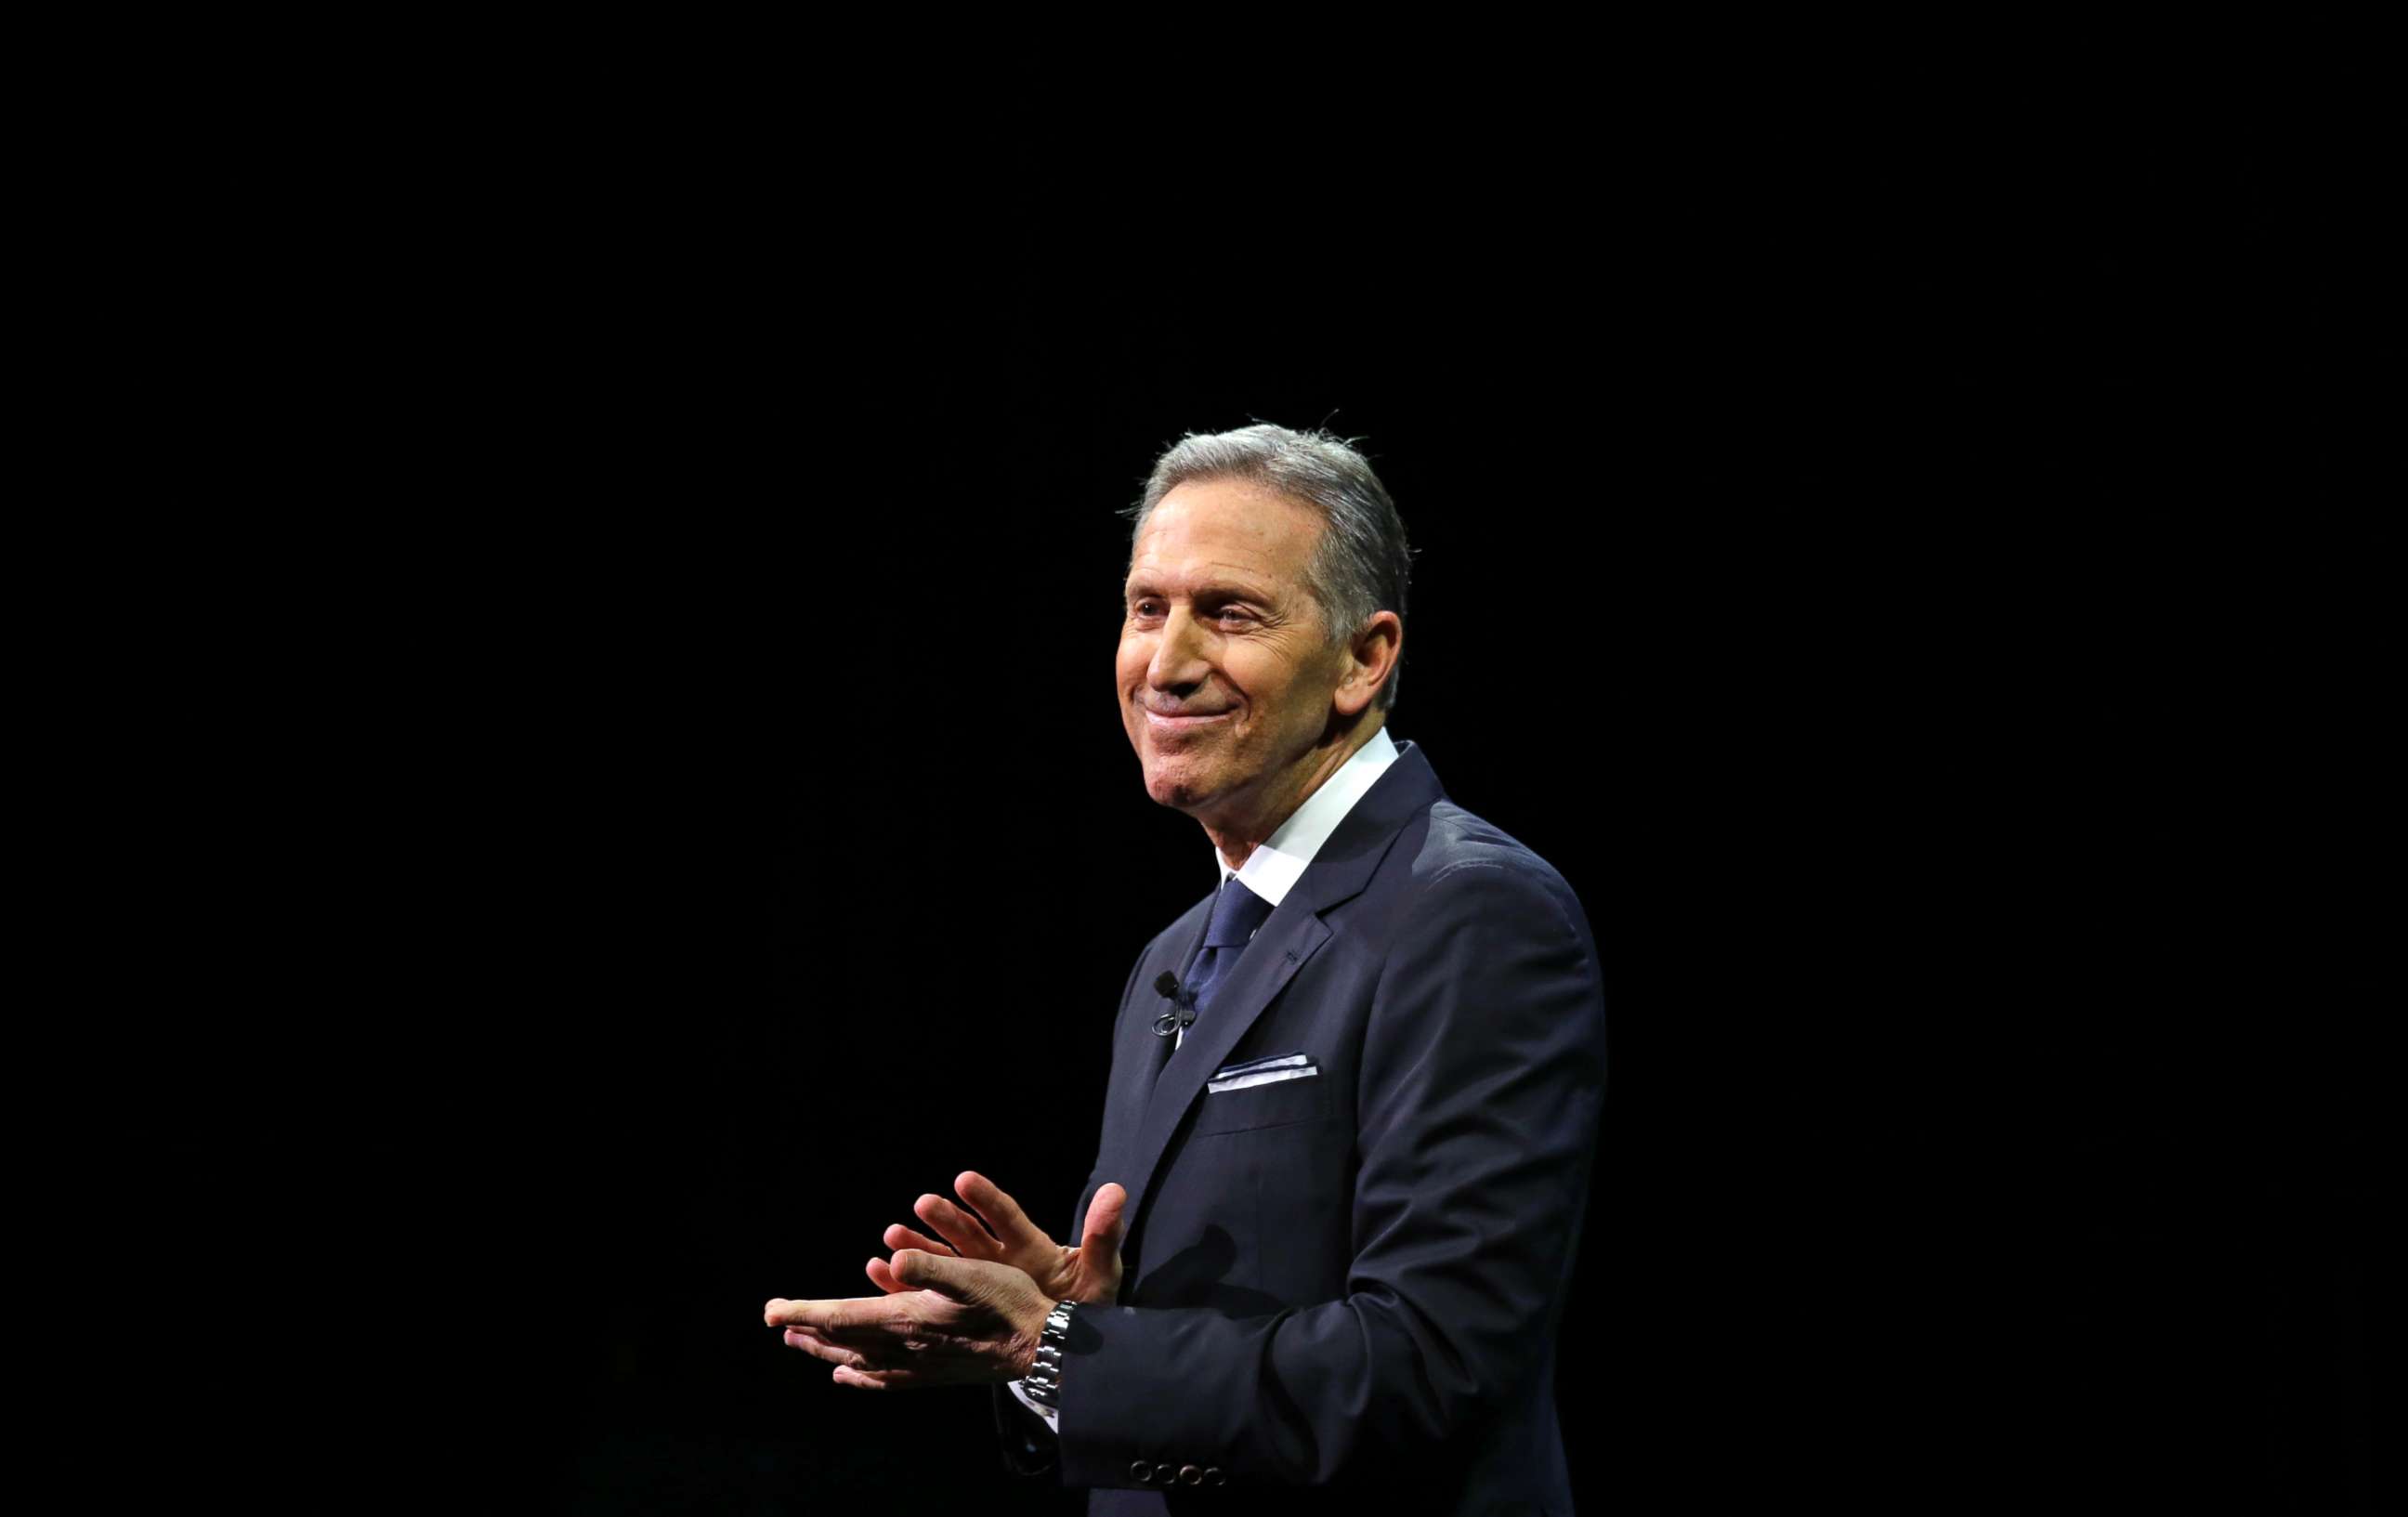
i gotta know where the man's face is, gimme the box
[1118,478,1352,823]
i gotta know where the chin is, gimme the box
[1141,758,1215,814]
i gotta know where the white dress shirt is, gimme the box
[1184,723,1399,1045]
[1009,726,1401,1432]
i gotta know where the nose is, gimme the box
[1146,605,1211,692]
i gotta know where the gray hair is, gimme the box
[1124,423,1413,712]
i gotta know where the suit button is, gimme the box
[1204,1466,1228,1486]
[1129,1460,1155,1484]
[1179,1464,1204,1485]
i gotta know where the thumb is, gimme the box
[889,1247,976,1297]
[1081,1183,1129,1260]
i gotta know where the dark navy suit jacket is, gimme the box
[994,740,1607,1515]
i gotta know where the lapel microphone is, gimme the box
[1150,972,1197,1038]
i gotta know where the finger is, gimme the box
[784,1326,861,1362]
[882,1223,956,1257]
[782,1330,873,1370]
[888,1247,995,1300]
[955,1170,1045,1249]
[865,1257,907,1294]
[912,1194,1001,1259]
[765,1295,912,1336]
[831,1365,926,1391]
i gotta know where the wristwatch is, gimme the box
[1020,1300,1077,1409]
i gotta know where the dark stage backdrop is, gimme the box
[218,91,2375,1515]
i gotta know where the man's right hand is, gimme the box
[861,1170,1127,1306]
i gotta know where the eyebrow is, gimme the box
[1123,576,1277,604]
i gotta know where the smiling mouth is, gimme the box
[1142,707,1233,730]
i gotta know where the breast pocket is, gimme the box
[1191,1061,1332,1135]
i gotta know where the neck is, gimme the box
[1204,713,1383,874]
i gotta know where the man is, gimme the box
[767,424,1607,1513]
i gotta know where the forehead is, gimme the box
[1126,478,1322,591]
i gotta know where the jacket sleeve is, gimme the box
[1052,858,1608,1489]
[988,1380,1060,1477]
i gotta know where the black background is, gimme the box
[133,72,2376,1514]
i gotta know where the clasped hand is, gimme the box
[765,1170,1126,1391]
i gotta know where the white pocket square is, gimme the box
[1208,1053,1319,1092]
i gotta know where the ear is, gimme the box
[1332,610,1403,718]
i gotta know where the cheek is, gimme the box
[1231,655,1308,728]
[1116,632,1156,678]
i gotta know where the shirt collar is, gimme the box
[1213,726,1401,907]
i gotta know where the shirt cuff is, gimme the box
[1006,1377,1061,1433]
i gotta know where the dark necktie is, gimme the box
[1185,876,1276,1020]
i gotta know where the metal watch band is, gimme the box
[1019,1300,1077,1409]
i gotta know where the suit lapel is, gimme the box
[1088,894,1211,1220]
[1111,742,1447,1256]
[1142,907,1330,1126]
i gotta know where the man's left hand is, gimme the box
[766,1249,1056,1392]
